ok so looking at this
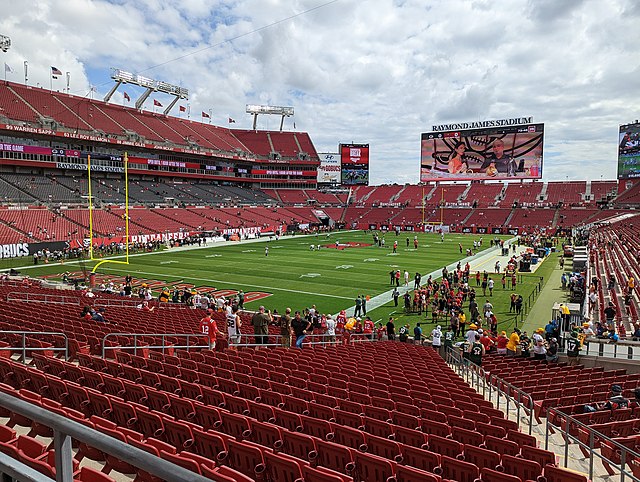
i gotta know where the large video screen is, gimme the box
[317,153,341,184]
[420,124,544,182]
[618,122,640,179]
[340,143,369,185]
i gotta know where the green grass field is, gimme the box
[9,230,559,335]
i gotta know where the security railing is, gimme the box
[0,331,68,361]
[6,292,79,305]
[101,332,208,357]
[545,407,640,482]
[0,391,211,482]
[446,346,534,434]
[581,337,640,360]
[229,332,376,348]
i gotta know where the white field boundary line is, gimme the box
[10,230,360,272]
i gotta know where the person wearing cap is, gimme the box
[597,385,629,411]
[479,331,494,353]
[519,331,531,358]
[506,327,520,356]
[532,328,547,360]
[496,331,508,355]
[582,321,595,337]
[546,338,559,363]
[465,323,478,345]
[566,331,581,365]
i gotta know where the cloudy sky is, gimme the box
[1,0,638,184]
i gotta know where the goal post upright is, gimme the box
[89,152,130,273]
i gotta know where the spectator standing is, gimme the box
[430,325,441,353]
[496,331,508,355]
[398,324,409,342]
[506,328,520,356]
[280,308,293,348]
[325,315,336,343]
[414,324,423,345]
[566,331,581,365]
[200,312,225,350]
[291,313,311,349]
[251,306,272,346]
[386,317,396,341]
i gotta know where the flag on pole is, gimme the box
[4,63,13,73]
[51,66,62,79]
[201,111,210,118]
[179,105,186,112]
[123,92,130,102]
[153,99,162,107]
[228,117,236,124]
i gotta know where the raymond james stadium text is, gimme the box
[432,117,533,132]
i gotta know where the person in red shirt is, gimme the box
[479,331,494,353]
[363,316,375,340]
[496,331,509,355]
[200,313,225,349]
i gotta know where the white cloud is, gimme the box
[1,0,638,183]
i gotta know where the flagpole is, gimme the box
[208,109,212,125]
[187,104,190,120]
[66,72,70,94]
[49,70,52,91]
[23,61,27,85]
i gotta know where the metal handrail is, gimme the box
[0,331,68,361]
[0,391,211,482]
[545,406,640,482]
[581,337,640,360]
[445,347,534,434]
[487,372,535,435]
[6,292,79,305]
[229,332,376,348]
[101,333,208,357]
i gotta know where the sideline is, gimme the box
[8,231,357,272]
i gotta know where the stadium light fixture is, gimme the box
[246,104,294,131]
[0,35,10,53]
[104,68,189,115]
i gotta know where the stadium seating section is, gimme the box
[0,277,586,481]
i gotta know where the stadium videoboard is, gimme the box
[317,153,341,184]
[340,143,369,185]
[618,122,640,179]
[420,123,544,182]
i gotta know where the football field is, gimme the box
[19,231,512,317]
